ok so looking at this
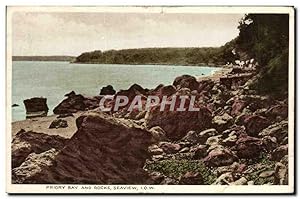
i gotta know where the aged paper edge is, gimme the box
[5,6,295,194]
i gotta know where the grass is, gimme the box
[145,160,216,185]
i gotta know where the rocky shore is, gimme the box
[11,66,289,185]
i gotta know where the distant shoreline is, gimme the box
[12,56,75,62]
[13,59,227,68]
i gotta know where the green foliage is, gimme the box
[75,41,237,66]
[237,14,289,96]
[145,160,216,185]
[250,49,289,95]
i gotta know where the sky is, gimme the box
[12,12,244,56]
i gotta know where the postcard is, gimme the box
[6,6,295,194]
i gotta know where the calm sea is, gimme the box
[12,61,219,121]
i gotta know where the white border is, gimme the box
[5,6,295,194]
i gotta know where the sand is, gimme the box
[11,112,84,138]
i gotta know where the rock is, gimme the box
[179,172,203,185]
[236,135,263,159]
[161,177,178,185]
[231,99,247,116]
[198,79,215,92]
[198,128,218,144]
[181,131,199,144]
[247,95,273,112]
[222,125,246,138]
[265,104,288,120]
[13,111,155,184]
[49,119,68,129]
[152,155,164,161]
[212,172,234,185]
[173,74,199,91]
[159,142,181,154]
[230,177,248,185]
[149,126,168,142]
[148,172,165,184]
[280,137,288,145]
[12,103,19,107]
[242,115,271,137]
[247,181,254,185]
[155,85,176,98]
[182,128,217,145]
[57,113,74,118]
[100,85,116,95]
[115,84,146,102]
[212,113,234,132]
[230,94,273,116]
[146,99,212,140]
[220,73,254,90]
[190,145,207,159]
[11,130,68,168]
[179,147,190,153]
[222,134,238,147]
[274,162,288,185]
[178,141,193,148]
[271,144,288,161]
[259,120,288,144]
[259,170,275,178]
[203,146,238,167]
[148,145,164,155]
[64,91,76,97]
[23,97,49,118]
[214,162,247,177]
[12,149,58,184]
[53,92,100,114]
[205,135,222,146]
[262,136,278,152]
[280,155,289,165]
[176,88,192,96]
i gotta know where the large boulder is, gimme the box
[53,91,100,114]
[115,84,147,101]
[12,149,58,184]
[259,120,288,144]
[271,144,288,161]
[212,113,234,132]
[11,130,68,168]
[203,146,238,167]
[146,98,212,140]
[23,97,49,118]
[231,99,247,117]
[12,111,155,184]
[173,75,199,91]
[159,142,181,154]
[236,135,263,159]
[179,172,204,185]
[241,115,271,137]
[155,85,177,98]
[229,95,273,116]
[265,104,288,120]
[99,85,116,95]
[190,145,208,159]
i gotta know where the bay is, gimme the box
[12,61,220,121]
